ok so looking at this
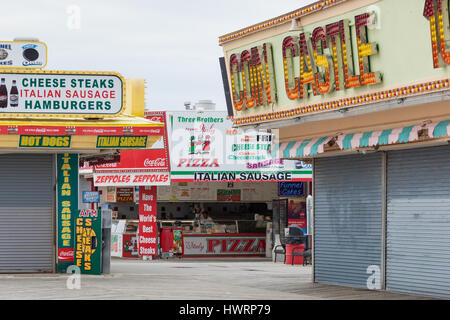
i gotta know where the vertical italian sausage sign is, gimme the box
[138,186,157,256]
[0,71,124,118]
[56,153,79,273]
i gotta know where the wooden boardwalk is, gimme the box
[0,258,436,300]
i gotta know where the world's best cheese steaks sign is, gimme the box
[138,186,157,256]
[0,71,124,118]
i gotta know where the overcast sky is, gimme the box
[1,0,315,111]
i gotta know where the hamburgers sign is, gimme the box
[0,70,124,119]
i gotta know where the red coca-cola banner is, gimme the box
[118,149,169,170]
[0,125,165,136]
[138,186,157,256]
[93,148,169,172]
[19,126,67,135]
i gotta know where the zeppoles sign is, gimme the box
[0,70,124,119]
[93,172,170,186]
[229,12,380,113]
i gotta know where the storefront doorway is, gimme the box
[0,153,54,273]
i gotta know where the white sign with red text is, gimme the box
[183,235,266,257]
[93,172,170,187]
[138,186,157,256]
[167,111,312,182]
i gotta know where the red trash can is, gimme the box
[285,244,306,265]
[160,228,173,253]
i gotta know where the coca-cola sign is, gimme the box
[94,148,169,172]
[58,248,74,262]
[144,157,166,167]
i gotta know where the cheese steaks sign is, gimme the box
[139,186,157,257]
[0,71,124,119]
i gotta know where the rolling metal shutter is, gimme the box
[387,146,450,298]
[314,153,382,288]
[0,154,54,273]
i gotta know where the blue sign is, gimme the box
[278,182,305,197]
[82,191,100,203]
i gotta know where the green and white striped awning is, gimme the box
[271,136,334,158]
[272,120,450,158]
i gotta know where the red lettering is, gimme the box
[207,239,221,253]
[254,239,265,253]
[228,239,241,253]
[177,159,187,167]
[243,239,255,252]
[211,159,220,167]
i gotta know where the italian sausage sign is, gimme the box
[0,70,124,119]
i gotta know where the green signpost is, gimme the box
[56,153,79,273]
[75,209,102,275]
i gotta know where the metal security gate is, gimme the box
[314,153,383,288]
[0,154,54,272]
[387,146,450,298]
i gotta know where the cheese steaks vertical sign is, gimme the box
[75,209,102,275]
[138,186,157,257]
[56,153,79,273]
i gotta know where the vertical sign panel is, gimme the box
[56,153,79,273]
[138,186,157,257]
[75,209,102,274]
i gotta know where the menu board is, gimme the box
[157,182,277,202]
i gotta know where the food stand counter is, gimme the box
[159,219,268,257]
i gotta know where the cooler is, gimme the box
[160,228,173,253]
[285,243,306,265]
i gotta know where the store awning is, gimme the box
[272,120,450,159]
[0,114,165,151]
[336,125,423,150]
[272,136,334,158]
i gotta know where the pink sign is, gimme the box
[138,186,157,256]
